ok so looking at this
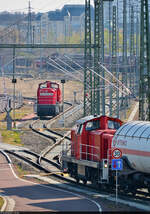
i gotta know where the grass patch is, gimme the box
[1,130,23,146]
[0,197,4,209]
[14,163,29,177]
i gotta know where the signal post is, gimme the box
[112,148,123,204]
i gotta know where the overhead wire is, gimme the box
[62,55,131,96]
[56,56,84,77]
[46,56,84,82]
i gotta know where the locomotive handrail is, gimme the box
[80,143,100,161]
[68,141,100,162]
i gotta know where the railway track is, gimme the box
[28,106,150,204]
[29,104,76,162]
[3,147,150,211]
[3,149,77,186]
[2,101,149,209]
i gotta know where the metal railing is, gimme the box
[62,140,100,162]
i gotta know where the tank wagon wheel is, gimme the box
[75,177,80,184]
[148,186,150,195]
[123,184,130,194]
[130,188,137,197]
[123,184,136,196]
[82,179,87,185]
[91,179,99,188]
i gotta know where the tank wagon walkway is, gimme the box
[0,152,100,212]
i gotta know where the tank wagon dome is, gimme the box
[114,120,150,138]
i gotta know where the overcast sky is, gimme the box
[0,0,87,13]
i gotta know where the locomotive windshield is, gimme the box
[108,120,121,130]
[40,83,47,89]
[51,83,58,89]
[85,120,100,131]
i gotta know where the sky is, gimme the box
[0,0,86,13]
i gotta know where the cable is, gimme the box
[62,55,131,96]
[56,56,84,77]
[99,63,132,95]
[46,56,84,83]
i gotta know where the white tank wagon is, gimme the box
[112,121,150,194]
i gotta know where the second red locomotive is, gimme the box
[37,81,62,117]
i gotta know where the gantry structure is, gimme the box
[84,0,150,122]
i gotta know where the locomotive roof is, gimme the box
[76,115,100,124]
[114,120,150,138]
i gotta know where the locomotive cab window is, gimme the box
[51,83,58,89]
[85,120,100,131]
[108,120,121,130]
[40,83,47,89]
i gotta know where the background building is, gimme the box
[33,4,94,44]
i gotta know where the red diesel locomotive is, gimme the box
[62,115,122,184]
[62,115,150,195]
[37,81,62,117]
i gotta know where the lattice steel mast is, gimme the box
[109,1,112,116]
[84,0,92,116]
[130,5,135,96]
[135,9,139,97]
[121,0,128,118]
[93,0,106,116]
[100,0,105,115]
[139,0,150,120]
[116,0,120,118]
[93,0,100,115]
[111,6,117,117]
